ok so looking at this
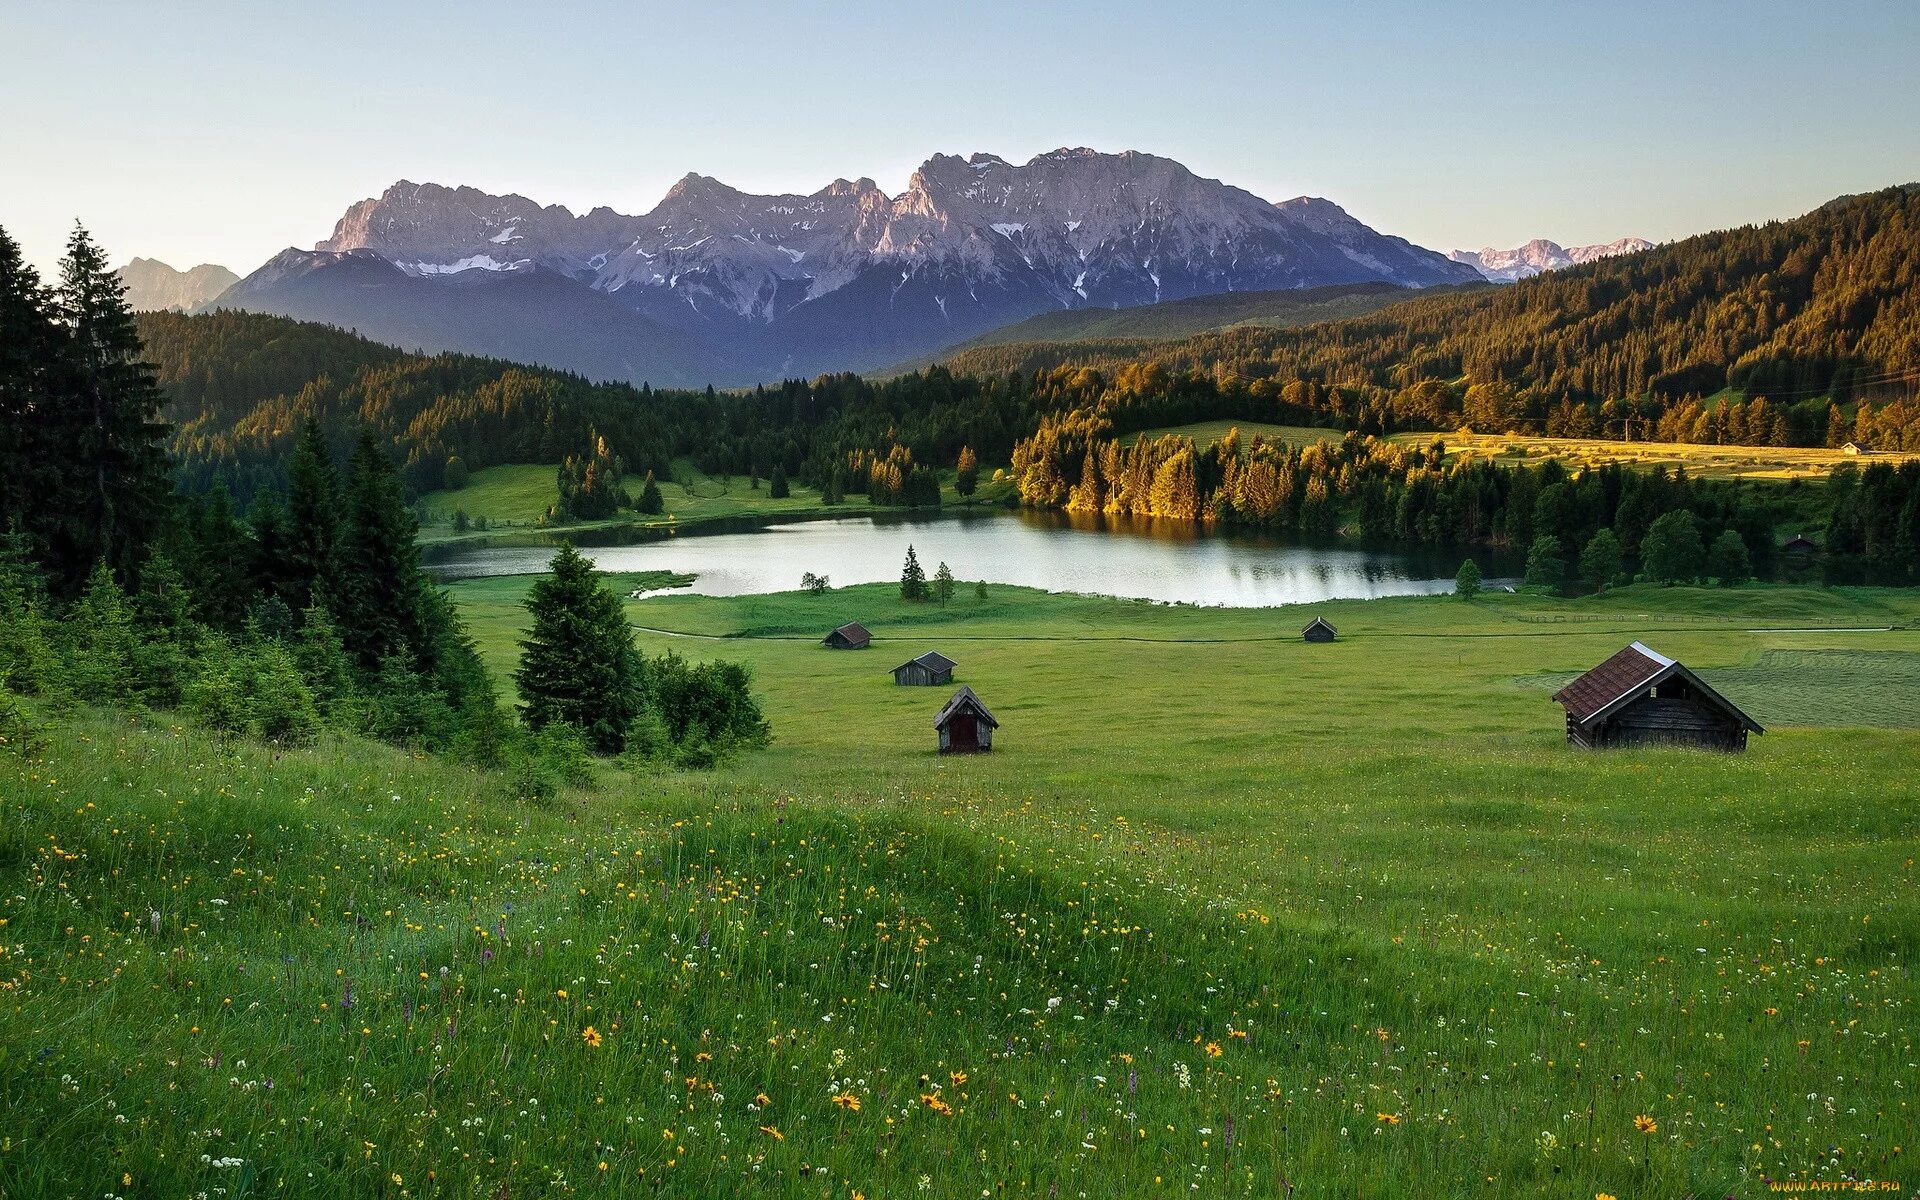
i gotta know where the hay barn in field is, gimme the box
[822,622,871,650]
[1551,642,1762,752]
[892,651,956,686]
[933,686,997,754]
[1302,617,1337,643]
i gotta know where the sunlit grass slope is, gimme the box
[3,583,1916,1198]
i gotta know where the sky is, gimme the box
[4,0,1918,278]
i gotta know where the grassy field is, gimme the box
[5,582,1917,1198]
[1121,421,1344,449]
[1126,424,1919,483]
[1421,433,1919,482]
[416,460,1016,548]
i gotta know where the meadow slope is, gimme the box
[2,585,1915,1198]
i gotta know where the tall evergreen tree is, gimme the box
[515,543,645,754]
[49,225,172,592]
[285,418,340,612]
[334,430,429,672]
[900,545,927,601]
[0,227,66,565]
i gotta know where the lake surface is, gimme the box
[428,511,1517,608]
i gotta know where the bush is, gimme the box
[185,637,321,746]
[1454,559,1482,598]
[0,688,44,755]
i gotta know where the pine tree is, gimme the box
[955,446,979,498]
[186,482,255,632]
[285,418,340,612]
[335,430,429,672]
[899,545,927,601]
[515,543,645,754]
[637,470,664,515]
[769,465,790,499]
[933,561,956,606]
[66,561,138,702]
[0,227,66,569]
[51,225,173,591]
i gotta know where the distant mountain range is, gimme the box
[205,148,1483,387]
[1448,237,1653,282]
[118,258,238,312]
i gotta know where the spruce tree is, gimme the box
[335,430,430,672]
[637,470,664,514]
[769,465,790,499]
[900,545,927,601]
[285,418,340,612]
[51,225,172,591]
[187,482,255,632]
[515,543,645,754]
[0,227,65,567]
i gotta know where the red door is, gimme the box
[948,714,978,752]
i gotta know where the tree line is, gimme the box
[1,224,766,783]
[1009,419,1920,586]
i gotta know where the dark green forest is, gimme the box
[1,224,765,777]
[945,186,1920,449]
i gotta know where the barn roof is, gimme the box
[933,685,998,730]
[1551,642,1763,732]
[1303,616,1337,635]
[828,621,871,642]
[896,650,956,672]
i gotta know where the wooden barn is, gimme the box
[892,651,956,686]
[1302,616,1337,643]
[1551,642,1763,752]
[1782,533,1820,557]
[933,686,997,754]
[822,622,871,650]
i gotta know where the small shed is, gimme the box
[1842,441,1867,456]
[1302,616,1337,643]
[1551,642,1763,752]
[892,651,956,686]
[933,686,998,754]
[1782,533,1819,556]
[822,622,871,650]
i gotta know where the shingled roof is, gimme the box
[907,651,956,672]
[1551,642,1762,732]
[932,686,998,730]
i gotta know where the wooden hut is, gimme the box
[1782,533,1819,557]
[822,622,871,650]
[1551,642,1762,752]
[933,686,997,754]
[892,651,956,686]
[1302,616,1337,643]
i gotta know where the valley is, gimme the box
[6,581,1915,1197]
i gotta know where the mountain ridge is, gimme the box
[1449,237,1653,282]
[208,148,1481,385]
[118,257,239,312]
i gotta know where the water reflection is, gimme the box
[429,510,1518,609]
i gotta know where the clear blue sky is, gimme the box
[4,0,1917,277]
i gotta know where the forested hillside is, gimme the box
[944,186,1920,449]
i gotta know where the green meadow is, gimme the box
[3,582,1916,1198]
